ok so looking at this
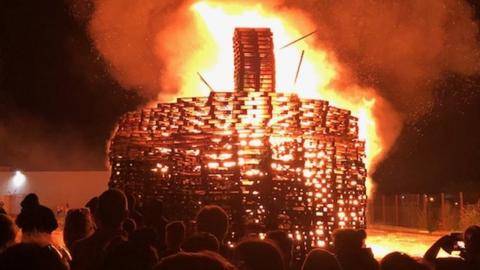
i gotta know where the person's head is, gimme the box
[302,249,341,270]
[143,199,165,226]
[0,214,17,252]
[20,193,39,209]
[235,239,285,270]
[333,228,366,254]
[464,225,480,257]
[95,189,128,229]
[182,232,219,253]
[166,221,185,250]
[380,252,427,270]
[126,193,137,211]
[266,230,293,267]
[0,243,69,270]
[63,208,94,250]
[156,251,236,270]
[123,218,137,237]
[196,205,229,242]
[16,203,58,235]
[85,196,99,216]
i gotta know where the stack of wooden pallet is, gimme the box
[107,27,367,260]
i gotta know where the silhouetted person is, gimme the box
[424,225,480,270]
[196,205,233,259]
[0,242,69,270]
[155,251,236,270]
[267,230,293,269]
[234,239,285,270]
[161,221,185,258]
[126,193,144,228]
[63,208,94,251]
[182,232,220,253]
[464,225,480,267]
[103,229,159,270]
[381,252,428,270]
[71,189,128,270]
[122,218,137,239]
[302,248,341,270]
[333,229,378,270]
[0,201,6,215]
[85,197,99,217]
[130,227,158,248]
[14,194,70,263]
[15,193,58,236]
[0,214,17,253]
[143,198,168,252]
[21,193,39,208]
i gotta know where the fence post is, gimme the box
[416,193,421,210]
[415,194,420,229]
[423,194,428,229]
[440,192,445,230]
[395,194,399,226]
[368,196,375,225]
[382,194,386,224]
[460,191,464,213]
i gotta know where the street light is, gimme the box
[12,170,26,188]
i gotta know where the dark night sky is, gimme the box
[0,1,146,171]
[1,0,480,193]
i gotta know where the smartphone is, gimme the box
[450,232,465,251]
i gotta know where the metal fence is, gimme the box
[368,192,480,231]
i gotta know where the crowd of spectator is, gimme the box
[0,189,479,270]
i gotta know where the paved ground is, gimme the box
[47,225,454,259]
[366,226,442,258]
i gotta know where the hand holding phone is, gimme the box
[450,232,465,252]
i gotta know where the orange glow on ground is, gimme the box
[366,227,456,259]
[47,226,452,259]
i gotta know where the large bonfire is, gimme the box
[109,18,370,259]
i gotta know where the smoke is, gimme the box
[287,0,480,118]
[86,0,186,99]
[0,115,105,170]
[81,0,480,174]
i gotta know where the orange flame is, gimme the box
[158,0,384,196]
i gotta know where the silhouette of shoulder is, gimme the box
[71,229,126,270]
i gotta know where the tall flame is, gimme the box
[158,0,383,195]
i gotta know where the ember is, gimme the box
[108,28,367,259]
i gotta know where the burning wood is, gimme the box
[294,50,305,85]
[280,30,317,49]
[108,28,367,260]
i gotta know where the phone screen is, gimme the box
[456,241,465,249]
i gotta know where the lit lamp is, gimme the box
[11,170,26,191]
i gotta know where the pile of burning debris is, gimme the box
[108,28,367,259]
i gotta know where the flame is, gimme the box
[159,0,384,196]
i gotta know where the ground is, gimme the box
[48,224,455,259]
[366,225,456,258]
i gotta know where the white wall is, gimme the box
[0,171,109,214]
